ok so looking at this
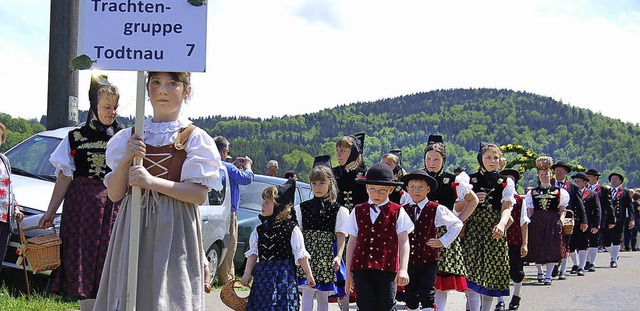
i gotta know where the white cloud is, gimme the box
[1,0,639,124]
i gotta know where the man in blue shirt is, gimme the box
[214,136,254,284]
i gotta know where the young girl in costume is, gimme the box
[464,143,516,311]
[422,135,478,311]
[93,72,221,311]
[295,158,349,311]
[39,75,121,311]
[242,180,315,310]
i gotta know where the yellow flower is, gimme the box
[507,144,513,148]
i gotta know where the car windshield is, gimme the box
[5,135,61,182]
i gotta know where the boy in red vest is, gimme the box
[342,163,414,311]
[400,169,463,311]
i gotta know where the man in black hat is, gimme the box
[584,168,614,270]
[569,172,601,276]
[550,161,587,279]
[400,169,463,311]
[603,172,635,268]
[341,163,414,311]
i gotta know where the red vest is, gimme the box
[507,195,524,246]
[352,202,401,273]
[404,201,440,264]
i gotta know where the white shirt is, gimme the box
[524,187,570,210]
[411,197,463,248]
[244,225,311,265]
[49,135,75,178]
[339,198,415,237]
[294,202,350,232]
[104,118,221,189]
[454,172,474,202]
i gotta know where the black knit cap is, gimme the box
[356,163,404,186]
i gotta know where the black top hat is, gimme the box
[585,168,601,177]
[427,134,444,146]
[401,169,438,190]
[356,163,404,186]
[571,172,590,182]
[313,155,331,169]
[551,161,572,173]
[608,172,624,183]
[501,168,520,182]
[275,179,296,211]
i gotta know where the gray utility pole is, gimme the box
[46,0,79,130]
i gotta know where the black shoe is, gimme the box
[570,265,579,274]
[537,273,544,283]
[588,263,596,272]
[495,301,506,311]
[509,295,521,310]
[577,268,585,276]
[551,265,559,277]
[610,261,618,268]
[558,272,566,280]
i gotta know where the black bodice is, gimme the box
[257,220,297,261]
[333,166,367,210]
[300,197,340,234]
[470,171,506,211]
[427,171,458,210]
[531,186,562,212]
[68,125,113,180]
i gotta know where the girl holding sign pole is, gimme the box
[93,72,221,311]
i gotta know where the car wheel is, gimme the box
[206,243,221,287]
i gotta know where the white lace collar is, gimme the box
[143,117,192,134]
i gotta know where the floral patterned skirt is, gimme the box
[248,259,299,311]
[435,226,468,291]
[297,230,346,297]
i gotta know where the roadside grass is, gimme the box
[0,285,79,311]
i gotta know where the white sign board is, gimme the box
[78,0,207,72]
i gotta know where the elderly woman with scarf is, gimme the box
[463,143,516,311]
[422,135,478,311]
[39,75,121,311]
[242,179,315,310]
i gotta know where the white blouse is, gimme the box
[49,135,75,178]
[454,172,474,201]
[104,117,221,188]
[339,198,415,237]
[524,187,570,210]
[294,203,350,232]
[244,225,311,265]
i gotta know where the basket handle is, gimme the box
[19,225,57,245]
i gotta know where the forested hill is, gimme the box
[191,88,640,187]
[2,88,639,187]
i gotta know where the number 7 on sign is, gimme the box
[186,44,195,56]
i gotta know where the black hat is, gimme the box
[356,163,404,186]
[427,134,444,146]
[477,142,493,170]
[313,155,331,169]
[571,172,590,182]
[608,172,625,183]
[352,132,365,154]
[501,168,520,182]
[400,169,438,190]
[551,161,572,173]
[275,179,296,210]
[585,168,601,177]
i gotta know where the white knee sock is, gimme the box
[497,296,505,303]
[570,251,578,266]
[513,282,522,297]
[545,263,555,279]
[588,247,598,264]
[339,296,350,311]
[79,299,95,311]
[315,291,329,311]
[301,288,315,311]
[435,290,448,311]
[611,244,621,262]
[559,258,568,273]
[578,250,587,268]
[467,290,481,311]
[480,295,494,311]
[536,263,543,274]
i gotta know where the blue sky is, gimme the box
[1,0,639,124]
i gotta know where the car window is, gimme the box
[298,185,313,203]
[238,181,272,212]
[208,168,227,206]
[6,135,61,179]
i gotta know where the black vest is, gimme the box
[68,125,113,180]
[257,220,297,261]
[333,166,367,210]
[470,171,506,211]
[427,171,457,210]
[300,198,340,234]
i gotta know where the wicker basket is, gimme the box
[19,225,62,273]
[563,210,574,235]
[220,280,249,311]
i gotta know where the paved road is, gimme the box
[207,250,640,310]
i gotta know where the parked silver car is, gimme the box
[1,126,231,285]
